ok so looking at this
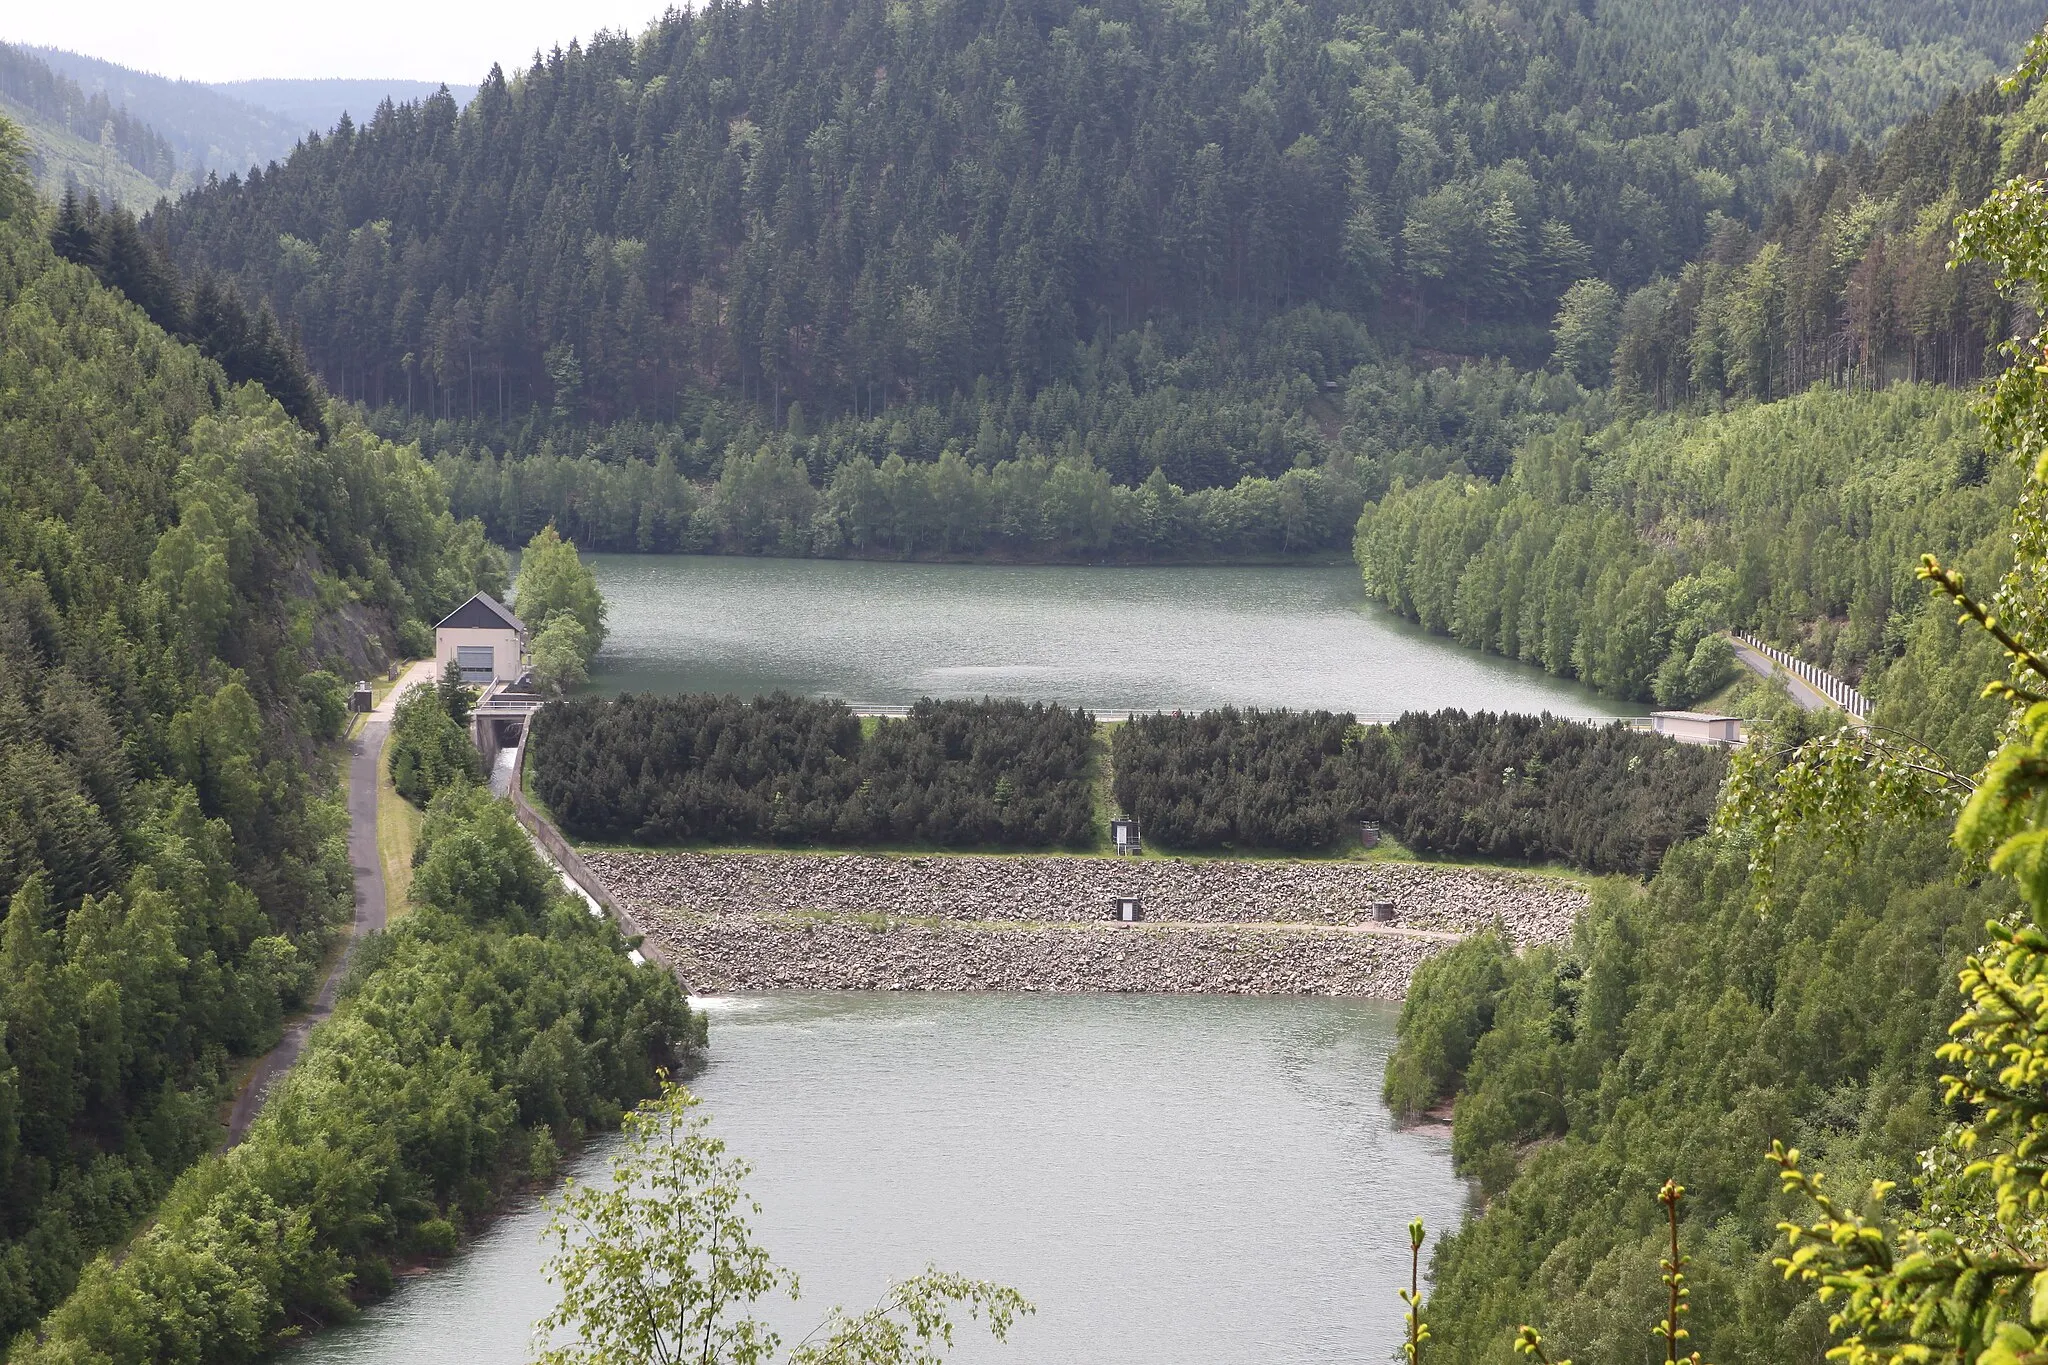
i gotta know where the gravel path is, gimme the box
[223,660,432,1145]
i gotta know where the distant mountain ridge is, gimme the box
[4,45,475,198]
[206,78,478,138]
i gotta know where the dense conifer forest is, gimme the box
[1605,76,2046,407]
[106,0,2036,563]
[528,694,1100,847]
[0,118,507,1341]
[1111,708,1721,869]
[149,0,2038,420]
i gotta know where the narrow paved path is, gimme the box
[223,660,434,1146]
[1729,636,1838,714]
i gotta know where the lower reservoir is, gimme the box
[287,993,1467,1365]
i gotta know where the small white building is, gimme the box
[1648,711,1743,747]
[435,593,528,685]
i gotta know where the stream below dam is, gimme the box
[287,993,1469,1365]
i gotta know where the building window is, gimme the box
[456,645,496,683]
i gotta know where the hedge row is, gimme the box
[529,693,1098,848]
[1112,708,1723,873]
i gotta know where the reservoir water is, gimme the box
[289,993,1468,1365]
[584,554,1638,721]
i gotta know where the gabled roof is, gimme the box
[435,592,525,633]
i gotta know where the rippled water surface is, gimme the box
[289,993,1469,1365]
[584,555,1637,721]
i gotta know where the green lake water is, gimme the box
[287,993,1468,1365]
[582,554,1639,721]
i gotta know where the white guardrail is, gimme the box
[1732,634,1872,719]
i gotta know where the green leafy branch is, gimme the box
[1403,1218,1430,1365]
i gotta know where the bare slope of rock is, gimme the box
[594,851,1587,997]
[591,851,1583,943]
[655,918,1443,998]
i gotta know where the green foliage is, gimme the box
[1357,386,2014,697]
[512,524,606,657]
[529,695,1097,849]
[1111,708,1722,870]
[1610,77,2043,410]
[1405,826,1997,1365]
[529,616,593,695]
[538,1083,1028,1365]
[388,683,479,807]
[129,0,2036,561]
[1111,708,1367,851]
[1383,930,1513,1121]
[296,670,349,741]
[437,658,474,726]
[1551,282,1624,390]
[1750,95,2048,1365]
[434,434,1371,562]
[1416,65,2048,1365]
[49,188,326,437]
[0,124,502,1341]
[14,787,698,1365]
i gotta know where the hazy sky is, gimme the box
[4,1,670,85]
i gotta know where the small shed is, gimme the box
[1113,896,1143,923]
[350,680,373,714]
[1359,820,1381,850]
[435,593,529,685]
[1110,818,1142,857]
[1649,711,1743,747]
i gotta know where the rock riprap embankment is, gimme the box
[589,851,1586,997]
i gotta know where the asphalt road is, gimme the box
[1728,636,1837,714]
[222,661,432,1146]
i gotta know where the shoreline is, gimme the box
[595,850,1586,996]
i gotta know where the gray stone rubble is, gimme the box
[592,851,1588,997]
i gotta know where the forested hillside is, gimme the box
[1381,518,2020,1365]
[1603,77,2048,407]
[131,0,2038,561]
[16,47,326,183]
[0,116,501,1341]
[1355,384,2016,700]
[0,44,184,206]
[151,0,2040,417]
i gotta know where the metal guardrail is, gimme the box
[1732,634,1872,719]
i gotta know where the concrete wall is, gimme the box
[1652,715,1740,745]
[436,625,524,682]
